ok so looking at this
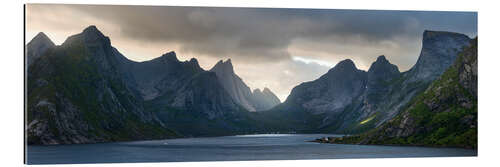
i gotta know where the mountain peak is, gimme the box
[82,25,103,36]
[376,55,388,62]
[211,59,234,73]
[253,87,274,94]
[369,55,399,72]
[337,59,355,67]
[63,25,110,47]
[27,32,56,66]
[262,87,273,94]
[189,57,198,63]
[253,88,262,94]
[251,87,281,109]
[368,55,400,81]
[408,30,471,82]
[158,51,179,62]
[29,32,55,47]
[329,59,357,72]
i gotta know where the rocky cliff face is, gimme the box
[347,31,471,132]
[27,26,178,145]
[210,59,281,112]
[361,55,401,115]
[270,30,471,133]
[328,38,477,148]
[26,26,475,144]
[284,59,367,115]
[406,30,471,83]
[367,31,471,127]
[127,52,204,101]
[27,26,267,144]
[210,59,257,111]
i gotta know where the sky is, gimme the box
[26,4,477,101]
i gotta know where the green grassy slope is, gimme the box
[27,34,178,145]
[324,38,478,149]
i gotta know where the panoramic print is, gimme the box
[25,4,477,164]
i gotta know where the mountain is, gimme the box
[363,55,401,112]
[26,32,55,67]
[27,26,268,144]
[27,26,178,145]
[283,59,367,115]
[268,30,471,133]
[209,59,257,111]
[362,31,471,128]
[26,26,475,144]
[406,30,472,83]
[210,59,280,111]
[126,51,204,101]
[250,88,281,111]
[324,38,477,148]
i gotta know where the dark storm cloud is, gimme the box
[58,5,476,64]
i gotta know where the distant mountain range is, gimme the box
[271,30,472,134]
[26,26,280,144]
[210,59,281,112]
[26,25,476,147]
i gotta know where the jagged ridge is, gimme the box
[324,38,477,148]
[210,59,281,112]
[267,30,471,134]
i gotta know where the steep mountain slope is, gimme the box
[255,59,368,133]
[267,30,471,133]
[148,71,264,137]
[26,26,474,144]
[26,32,55,67]
[406,31,472,83]
[210,59,257,111]
[336,55,402,132]
[361,55,401,115]
[326,38,477,148]
[364,31,471,128]
[127,52,204,101]
[210,59,281,111]
[283,59,367,115]
[27,26,178,145]
[27,26,267,143]
[132,56,259,136]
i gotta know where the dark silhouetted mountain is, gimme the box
[27,26,178,145]
[27,26,268,144]
[26,32,55,67]
[127,51,204,100]
[26,26,474,145]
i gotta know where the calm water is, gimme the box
[27,134,477,164]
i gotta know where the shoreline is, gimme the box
[311,136,478,150]
[27,133,340,146]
